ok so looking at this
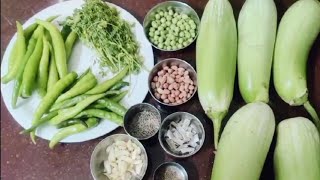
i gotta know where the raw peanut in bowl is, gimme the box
[150,64,196,105]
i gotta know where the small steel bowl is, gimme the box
[153,162,188,180]
[90,134,148,180]
[148,58,197,107]
[143,1,200,51]
[123,103,161,140]
[158,112,205,158]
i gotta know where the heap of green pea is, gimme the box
[148,6,197,51]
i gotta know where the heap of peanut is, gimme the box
[151,65,195,105]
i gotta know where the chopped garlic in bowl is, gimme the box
[103,140,144,180]
[90,134,148,180]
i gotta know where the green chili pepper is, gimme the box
[56,119,87,129]
[110,90,128,102]
[6,42,19,73]
[104,90,123,97]
[20,110,58,134]
[2,22,27,84]
[74,109,123,125]
[49,117,99,149]
[86,66,129,94]
[37,37,50,97]
[110,81,129,91]
[75,68,90,83]
[50,94,90,112]
[49,90,122,112]
[23,23,38,41]
[36,19,67,78]
[11,36,40,108]
[56,69,97,103]
[24,15,60,40]
[63,68,90,92]
[87,103,107,110]
[96,98,127,116]
[65,31,78,60]
[30,72,77,143]
[31,72,77,125]
[47,43,59,91]
[45,29,52,43]
[49,93,105,125]
[2,16,59,85]
[20,27,44,98]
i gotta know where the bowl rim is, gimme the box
[153,161,188,180]
[90,133,149,180]
[148,58,197,107]
[123,103,162,140]
[158,112,205,158]
[142,1,200,52]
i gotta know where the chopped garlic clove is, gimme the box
[127,140,134,151]
[108,147,116,162]
[115,140,127,147]
[118,160,128,174]
[104,161,112,174]
[135,163,143,175]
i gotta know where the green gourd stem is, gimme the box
[213,118,221,150]
[303,101,320,131]
[208,111,225,150]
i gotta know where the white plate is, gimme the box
[1,0,154,143]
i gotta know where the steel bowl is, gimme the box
[123,103,161,140]
[90,134,148,180]
[153,162,188,180]
[158,112,205,158]
[143,1,200,51]
[148,58,197,107]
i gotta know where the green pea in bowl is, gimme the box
[143,1,200,51]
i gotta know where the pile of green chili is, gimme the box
[65,0,143,74]
[21,68,130,149]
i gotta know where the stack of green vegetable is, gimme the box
[197,0,320,179]
[64,0,142,74]
[1,16,78,108]
[20,67,130,149]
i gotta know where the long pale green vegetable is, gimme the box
[274,117,320,180]
[1,21,26,83]
[273,0,320,130]
[237,0,277,103]
[47,44,59,91]
[37,37,50,97]
[36,19,68,78]
[56,69,97,103]
[196,0,237,149]
[211,102,275,180]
